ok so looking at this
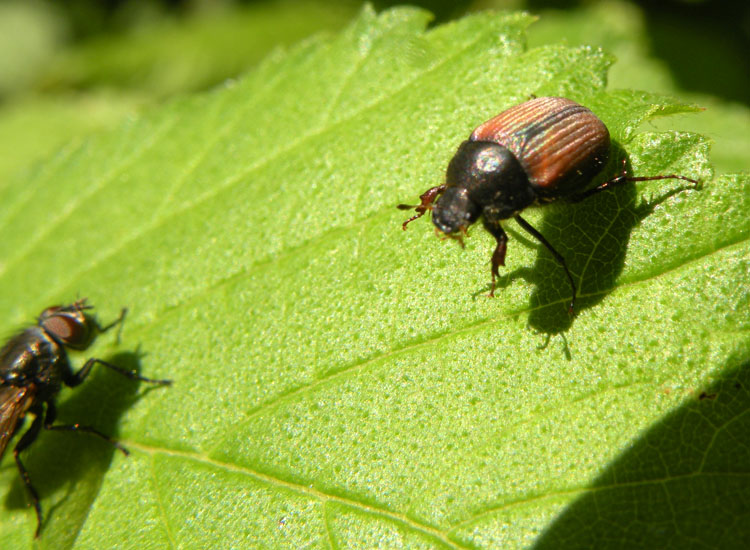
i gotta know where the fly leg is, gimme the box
[65,357,172,387]
[43,400,128,455]
[14,406,44,537]
[94,307,127,344]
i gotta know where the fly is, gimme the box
[0,298,171,537]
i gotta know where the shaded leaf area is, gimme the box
[0,7,746,549]
[1,352,148,547]
[530,362,750,549]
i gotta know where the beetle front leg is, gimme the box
[397,184,447,229]
[481,219,508,297]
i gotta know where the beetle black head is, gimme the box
[432,187,477,234]
[39,299,97,350]
[433,140,534,235]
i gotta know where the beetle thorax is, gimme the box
[437,140,536,230]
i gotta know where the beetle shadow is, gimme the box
[2,350,159,534]
[529,358,750,548]
[494,142,698,336]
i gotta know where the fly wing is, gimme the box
[0,384,31,461]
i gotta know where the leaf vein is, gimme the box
[0,115,178,280]
[12,25,490,306]
[127,442,470,550]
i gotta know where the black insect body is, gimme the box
[399,96,700,312]
[0,299,171,537]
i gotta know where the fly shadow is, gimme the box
[2,350,164,538]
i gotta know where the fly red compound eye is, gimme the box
[0,299,172,537]
[398,96,700,313]
[40,310,89,348]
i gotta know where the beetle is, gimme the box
[0,299,171,537]
[398,96,700,312]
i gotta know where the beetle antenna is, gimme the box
[398,184,447,230]
[398,207,427,230]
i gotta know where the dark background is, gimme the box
[4,0,748,105]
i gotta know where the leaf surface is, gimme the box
[0,7,747,549]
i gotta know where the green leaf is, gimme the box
[0,1,66,97]
[43,0,356,98]
[0,91,145,186]
[526,0,750,176]
[0,7,747,549]
[0,1,355,194]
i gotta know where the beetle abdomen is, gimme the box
[470,97,610,196]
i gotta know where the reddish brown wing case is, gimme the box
[470,97,610,197]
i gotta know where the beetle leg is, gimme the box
[514,214,577,314]
[567,160,629,202]
[397,184,447,230]
[481,219,508,297]
[14,405,44,537]
[436,226,466,248]
[569,159,701,202]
